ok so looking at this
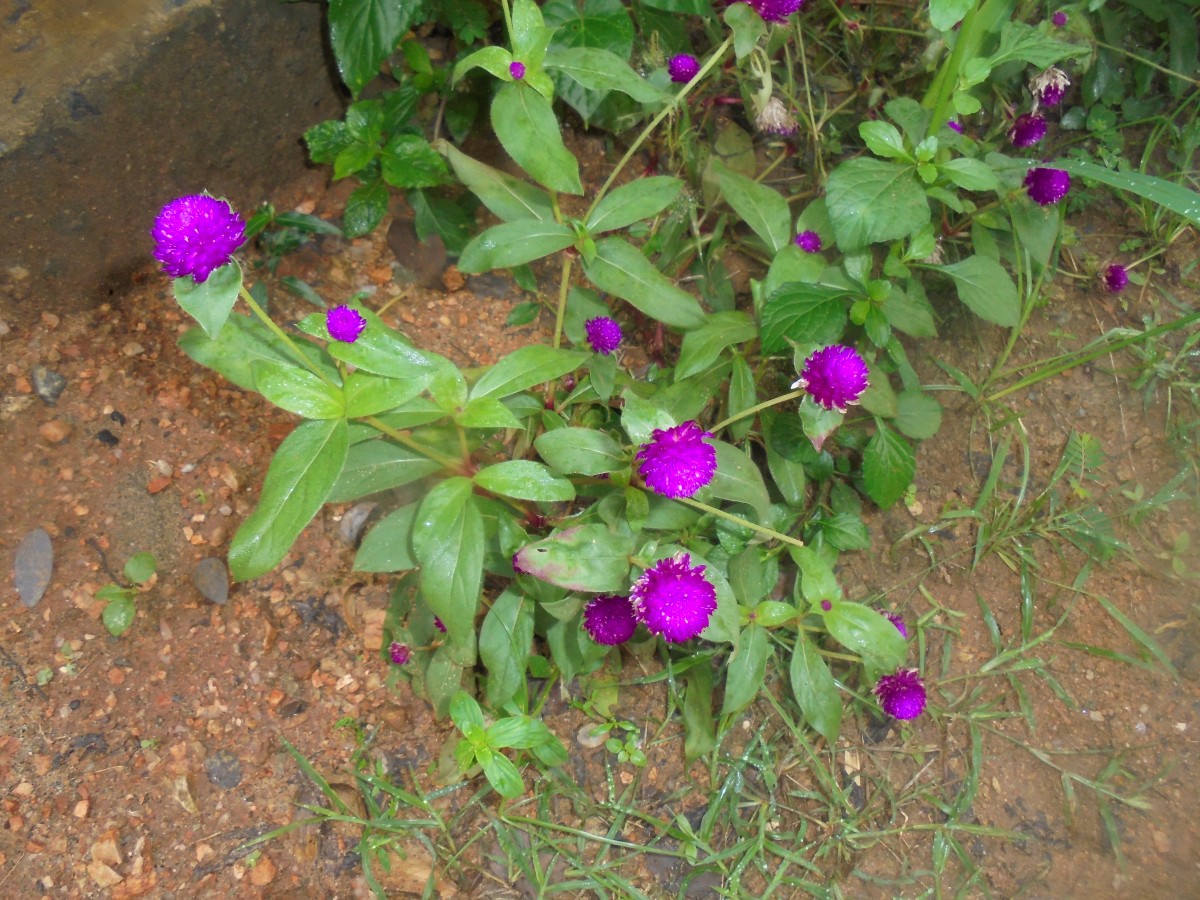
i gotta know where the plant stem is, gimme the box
[362,415,464,472]
[238,286,339,389]
[676,497,805,549]
[552,253,573,350]
[712,389,805,433]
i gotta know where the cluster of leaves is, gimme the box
[95,552,156,637]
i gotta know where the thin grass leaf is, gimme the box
[1091,593,1178,676]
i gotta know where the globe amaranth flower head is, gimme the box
[754,96,799,136]
[583,594,639,645]
[636,421,717,499]
[630,554,717,643]
[389,642,411,665]
[794,230,822,253]
[152,194,246,283]
[946,119,964,133]
[883,611,908,639]
[1008,113,1047,148]
[1052,10,1068,26]
[1102,263,1129,293]
[667,53,700,83]
[1030,67,1070,109]
[792,344,870,412]
[584,316,622,354]
[874,668,926,720]
[326,305,367,343]
[509,61,526,80]
[742,0,807,24]
[1023,167,1071,206]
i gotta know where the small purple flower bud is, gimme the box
[744,0,808,24]
[152,194,246,283]
[636,421,717,499]
[584,316,623,354]
[1008,113,1047,148]
[1030,67,1070,108]
[792,345,871,412]
[583,594,639,645]
[512,552,529,575]
[326,304,367,343]
[1052,11,1068,27]
[389,642,411,665]
[794,230,822,253]
[433,616,447,633]
[630,554,717,643]
[874,669,927,720]
[820,600,832,612]
[883,611,908,638]
[667,53,700,83]
[509,61,526,81]
[946,119,964,133]
[1102,264,1129,294]
[1023,167,1071,205]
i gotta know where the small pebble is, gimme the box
[31,365,67,405]
[110,410,126,425]
[338,501,377,545]
[96,429,119,447]
[38,419,73,443]
[14,528,53,608]
[193,558,229,605]
[203,749,243,789]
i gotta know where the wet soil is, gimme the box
[1,158,1199,898]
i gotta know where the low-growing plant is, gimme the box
[94,551,157,637]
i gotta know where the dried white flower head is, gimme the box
[1029,67,1070,111]
[754,96,799,136]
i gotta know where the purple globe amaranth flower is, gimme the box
[1102,263,1129,293]
[509,60,526,80]
[583,594,639,645]
[1030,67,1070,108]
[883,611,908,638]
[742,0,807,24]
[630,554,717,643]
[389,642,411,665]
[1009,113,1047,148]
[794,230,822,253]
[1052,10,1068,27]
[585,316,622,354]
[152,194,246,283]
[874,669,926,720]
[792,345,870,412]
[326,304,367,343]
[668,53,700,83]
[946,119,964,133]
[636,421,717,499]
[1023,167,1071,205]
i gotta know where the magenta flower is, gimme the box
[583,594,639,645]
[636,421,717,499]
[946,119,964,133]
[326,305,366,343]
[630,554,717,643]
[509,61,526,80]
[1052,11,1068,27]
[585,316,622,354]
[1102,264,1129,293]
[794,230,823,253]
[874,669,926,719]
[389,642,411,665]
[152,194,246,283]
[742,0,807,24]
[792,345,870,412]
[1023,167,1071,205]
[1008,113,1047,148]
[883,611,908,638]
[668,53,700,83]
[1030,68,1070,108]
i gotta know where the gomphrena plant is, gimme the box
[157,0,1199,787]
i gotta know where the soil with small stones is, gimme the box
[2,147,1199,899]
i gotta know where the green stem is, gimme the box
[362,415,464,472]
[239,286,339,389]
[552,253,573,350]
[676,497,805,549]
[712,389,804,433]
[1094,40,1200,88]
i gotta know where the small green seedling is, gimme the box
[95,552,157,637]
[450,691,568,798]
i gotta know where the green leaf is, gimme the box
[823,600,908,672]
[452,45,514,83]
[759,283,850,355]
[675,312,757,381]
[123,552,157,584]
[859,121,909,160]
[581,237,705,330]
[938,255,1019,327]
[721,625,770,716]
[585,176,683,234]
[710,160,792,255]
[450,690,484,732]
[475,460,576,502]
[173,263,242,340]
[456,397,524,430]
[1042,157,1200,230]
[102,595,137,638]
[413,480,483,664]
[513,524,634,592]
[535,427,626,476]
[229,419,349,581]
[862,422,915,509]
[480,589,534,709]
[682,664,715,759]
[354,503,418,572]
[470,345,587,400]
[328,0,414,97]
[881,284,937,338]
[251,360,345,419]
[328,441,440,503]
[928,0,972,31]
[894,390,943,440]
[789,545,841,604]
[436,141,554,222]
[706,442,772,523]
[511,0,554,65]
[343,180,389,237]
[816,512,871,551]
[492,82,582,195]
[825,158,930,251]
[789,633,842,743]
[544,47,663,102]
[324,308,441,381]
[343,370,432,419]
[724,1,765,59]
[620,388,675,446]
[480,751,526,798]
[939,158,999,192]
[458,220,576,273]
[380,134,450,189]
[178,315,333,394]
[983,20,1088,70]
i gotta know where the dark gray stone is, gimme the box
[203,749,243,789]
[192,557,229,605]
[14,527,53,607]
[31,365,66,404]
